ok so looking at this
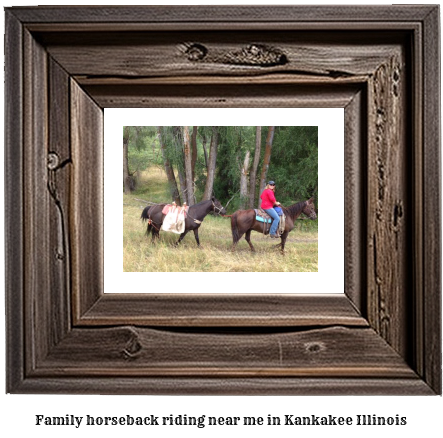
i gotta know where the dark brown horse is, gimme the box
[141,197,226,246]
[231,197,316,253]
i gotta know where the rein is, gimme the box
[147,201,230,226]
[214,203,233,218]
[282,201,305,220]
[212,201,225,216]
[187,201,226,222]
[147,218,161,232]
[177,200,218,224]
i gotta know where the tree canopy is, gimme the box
[124,126,318,211]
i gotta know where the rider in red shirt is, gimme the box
[260,181,281,238]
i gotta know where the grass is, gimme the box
[124,167,318,272]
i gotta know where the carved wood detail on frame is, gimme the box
[4,6,441,394]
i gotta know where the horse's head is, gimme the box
[303,197,317,220]
[211,196,227,215]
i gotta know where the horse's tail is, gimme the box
[141,206,150,221]
[231,212,240,244]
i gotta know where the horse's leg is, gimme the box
[155,229,162,243]
[231,214,244,251]
[150,225,158,243]
[176,230,189,246]
[193,228,201,247]
[245,229,255,252]
[231,230,246,252]
[279,231,289,255]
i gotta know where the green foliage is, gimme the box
[213,126,256,210]
[267,126,318,205]
[213,126,318,211]
[125,126,161,174]
[128,148,152,176]
[158,126,184,170]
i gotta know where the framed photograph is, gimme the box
[5,5,440,394]
[107,109,342,296]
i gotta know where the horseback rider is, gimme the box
[260,180,281,238]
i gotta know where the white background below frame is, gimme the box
[104,108,344,294]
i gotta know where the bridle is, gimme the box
[212,201,225,216]
[303,201,317,219]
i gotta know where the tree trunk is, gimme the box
[173,126,188,204]
[201,131,209,170]
[191,126,198,182]
[248,126,262,208]
[239,150,250,210]
[203,126,219,201]
[157,126,181,205]
[258,126,275,207]
[183,126,195,206]
[123,126,132,194]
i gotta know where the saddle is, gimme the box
[254,208,286,235]
[254,208,273,223]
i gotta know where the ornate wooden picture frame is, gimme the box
[5,6,441,394]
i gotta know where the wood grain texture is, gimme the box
[48,57,72,346]
[411,18,425,382]
[422,6,442,394]
[23,29,50,372]
[70,80,104,320]
[4,5,441,395]
[8,5,437,24]
[37,326,415,378]
[81,83,361,108]
[344,90,366,314]
[367,50,409,358]
[4,10,24,393]
[41,32,400,80]
[12,377,434,396]
[79,294,367,327]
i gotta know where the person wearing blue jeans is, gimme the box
[264,206,280,237]
[260,181,281,238]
